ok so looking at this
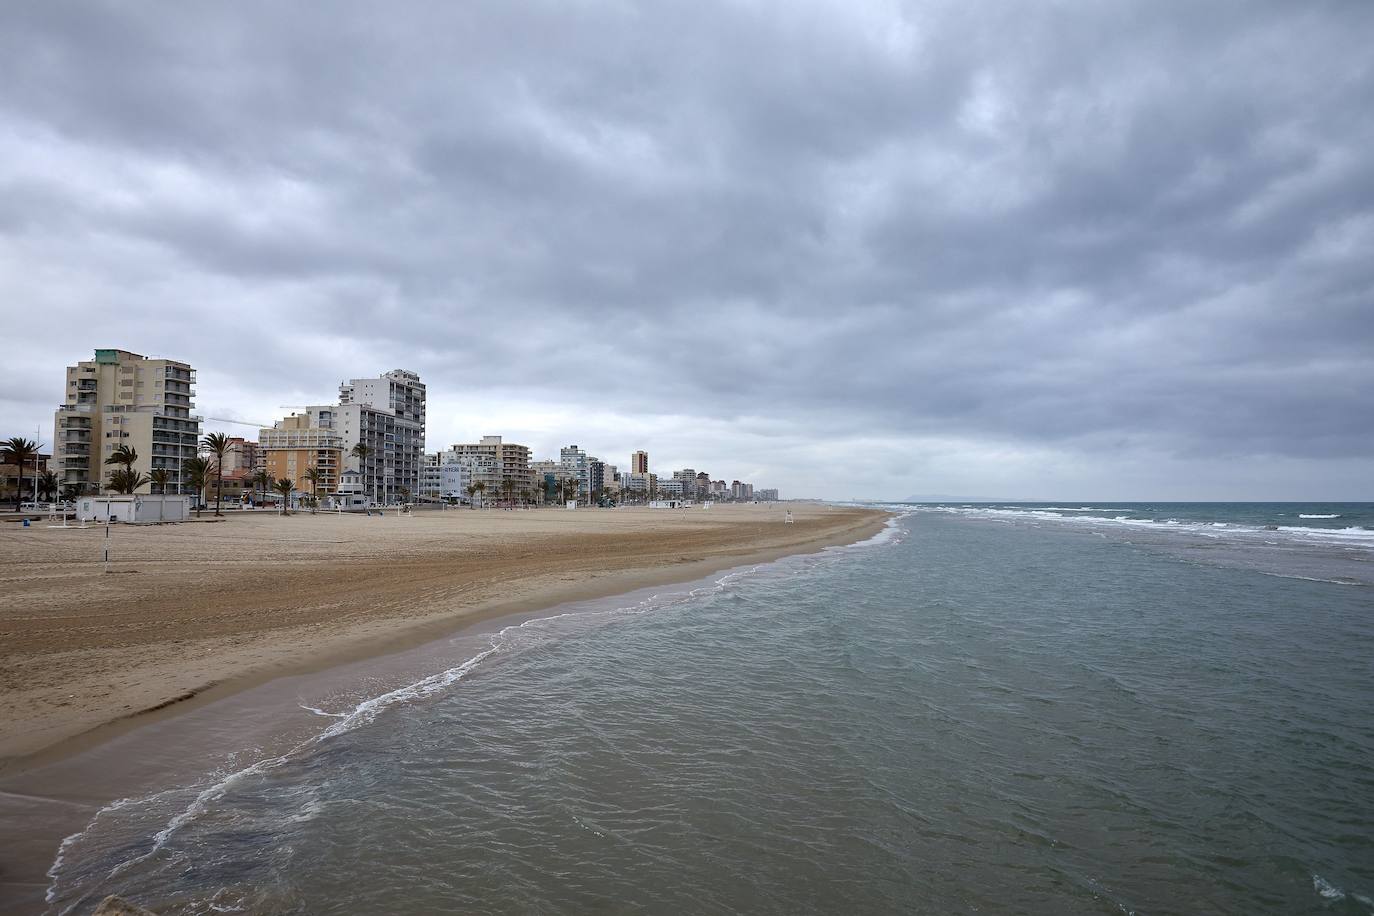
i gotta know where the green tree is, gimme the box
[273,477,295,516]
[201,432,234,517]
[302,466,323,514]
[182,456,213,518]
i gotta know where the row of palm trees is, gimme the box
[2,431,326,517]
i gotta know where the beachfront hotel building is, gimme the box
[258,412,345,498]
[52,349,201,495]
[631,450,649,474]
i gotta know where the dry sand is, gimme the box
[0,503,886,773]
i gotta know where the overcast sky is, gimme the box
[2,1,1371,500]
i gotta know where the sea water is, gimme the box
[45,506,1374,914]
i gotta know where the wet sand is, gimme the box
[0,503,884,772]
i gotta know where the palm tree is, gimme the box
[273,477,295,516]
[106,444,137,473]
[148,467,171,520]
[252,469,272,507]
[464,482,479,508]
[351,443,374,504]
[182,456,213,518]
[2,437,40,510]
[201,432,234,517]
[102,444,138,494]
[37,469,59,503]
[107,468,151,494]
[302,466,323,514]
[501,478,515,508]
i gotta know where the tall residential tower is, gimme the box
[52,349,201,495]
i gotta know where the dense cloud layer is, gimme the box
[2,1,1371,498]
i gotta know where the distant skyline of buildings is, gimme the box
[40,348,778,506]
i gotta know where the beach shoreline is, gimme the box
[0,503,887,912]
[1,503,887,775]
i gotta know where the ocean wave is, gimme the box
[1299,514,1340,519]
[915,505,1374,549]
[1014,506,1135,513]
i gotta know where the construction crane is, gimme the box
[204,417,269,428]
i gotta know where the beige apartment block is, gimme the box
[441,435,535,501]
[52,349,201,495]
[259,413,344,496]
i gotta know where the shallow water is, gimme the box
[47,511,1374,914]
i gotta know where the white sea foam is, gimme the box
[1312,873,1345,900]
[824,511,909,551]
[1299,514,1340,519]
[915,505,1374,551]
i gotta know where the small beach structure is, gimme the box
[77,495,192,523]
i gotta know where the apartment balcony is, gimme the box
[62,444,90,456]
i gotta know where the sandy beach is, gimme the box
[0,502,885,773]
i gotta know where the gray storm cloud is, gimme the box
[1,1,1371,498]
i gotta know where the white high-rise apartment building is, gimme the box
[337,369,426,504]
[52,349,201,495]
